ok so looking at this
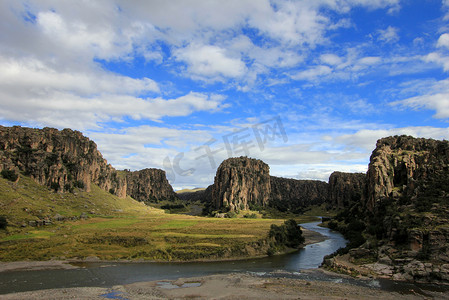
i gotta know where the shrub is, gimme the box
[225,211,237,218]
[1,169,18,182]
[268,219,305,250]
[243,213,258,219]
[50,182,60,192]
[284,219,305,248]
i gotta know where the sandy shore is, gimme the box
[1,272,448,299]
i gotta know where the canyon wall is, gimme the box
[328,172,365,209]
[331,135,449,283]
[270,176,328,213]
[0,126,176,202]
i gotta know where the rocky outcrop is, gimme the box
[210,157,330,212]
[328,172,365,209]
[269,177,328,213]
[211,157,270,211]
[125,168,177,203]
[0,126,125,195]
[365,135,449,211]
[333,135,449,283]
[0,126,176,202]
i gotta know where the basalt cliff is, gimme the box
[0,126,176,202]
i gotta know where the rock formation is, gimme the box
[210,157,329,212]
[270,176,328,213]
[330,135,449,283]
[211,157,271,211]
[328,172,365,209]
[124,168,177,203]
[0,126,176,202]
[366,135,449,212]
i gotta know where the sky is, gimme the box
[1,0,449,190]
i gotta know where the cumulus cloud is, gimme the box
[174,44,247,82]
[437,33,449,49]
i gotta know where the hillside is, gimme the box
[0,174,291,261]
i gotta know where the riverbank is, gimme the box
[2,272,447,299]
[0,226,325,273]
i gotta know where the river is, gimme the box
[0,221,447,296]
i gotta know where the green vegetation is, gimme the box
[0,176,287,262]
[1,169,18,182]
[267,219,305,255]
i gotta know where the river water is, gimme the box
[0,221,447,296]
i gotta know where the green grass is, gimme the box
[0,176,288,262]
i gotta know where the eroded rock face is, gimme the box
[211,157,270,211]
[328,172,365,209]
[346,135,449,283]
[125,168,177,203]
[0,126,125,195]
[210,157,330,212]
[365,135,449,211]
[0,126,176,202]
[270,176,328,213]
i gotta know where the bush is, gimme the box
[1,169,18,182]
[243,213,258,219]
[284,219,305,248]
[50,182,60,192]
[268,219,305,251]
[0,216,7,229]
[225,211,237,218]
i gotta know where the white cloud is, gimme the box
[392,79,449,119]
[0,55,159,96]
[320,54,343,66]
[336,126,449,151]
[291,65,332,81]
[377,26,399,43]
[437,33,449,49]
[174,44,247,82]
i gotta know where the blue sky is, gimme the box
[2,0,449,189]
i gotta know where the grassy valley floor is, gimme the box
[0,176,320,262]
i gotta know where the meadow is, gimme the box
[0,176,310,262]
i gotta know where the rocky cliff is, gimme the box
[211,157,271,211]
[366,135,449,212]
[270,176,328,213]
[328,172,365,209]
[328,135,449,283]
[210,157,330,212]
[125,168,177,203]
[0,126,176,202]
